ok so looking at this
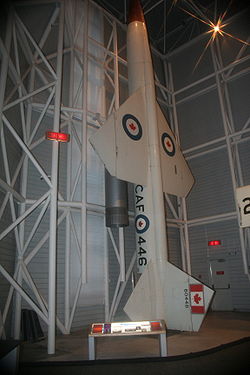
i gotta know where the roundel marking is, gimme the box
[135,214,150,234]
[161,132,175,157]
[122,114,142,141]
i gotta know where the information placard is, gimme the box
[236,185,250,227]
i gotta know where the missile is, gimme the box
[90,0,214,331]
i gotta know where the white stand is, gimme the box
[88,323,167,360]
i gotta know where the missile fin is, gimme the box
[124,260,214,332]
[90,90,194,196]
[124,261,165,321]
[89,112,117,176]
[89,88,148,185]
[156,104,194,197]
[163,262,214,331]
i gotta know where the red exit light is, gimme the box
[45,131,70,143]
[208,240,221,246]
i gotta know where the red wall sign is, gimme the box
[208,240,221,246]
[45,131,70,142]
[216,271,224,275]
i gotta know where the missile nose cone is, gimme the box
[128,0,145,24]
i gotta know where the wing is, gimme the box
[157,104,194,197]
[89,88,148,186]
[89,89,194,197]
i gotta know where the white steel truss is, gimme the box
[165,32,250,277]
[0,1,66,355]
[0,0,136,355]
[0,0,249,357]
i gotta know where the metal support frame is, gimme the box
[210,40,249,277]
[153,57,191,273]
[0,0,249,357]
[0,0,134,353]
[163,29,250,278]
[0,0,92,352]
[0,2,66,351]
[47,1,64,354]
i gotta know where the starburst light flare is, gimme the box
[179,5,249,71]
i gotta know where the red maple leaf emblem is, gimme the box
[166,140,171,148]
[129,123,136,131]
[138,220,144,227]
[193,293,202,304]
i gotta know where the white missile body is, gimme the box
[90,0,214,331]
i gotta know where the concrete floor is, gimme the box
[19,311,250,362]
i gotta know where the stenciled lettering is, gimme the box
[135,185,143,193]
[184,288,189,308]
[135,195,144,205]
[243,197,250,215]
[135,185,148,272]
[136,204,144,212]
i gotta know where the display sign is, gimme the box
[88,320,167,360]
[90,320,164,335]
[236,185,250,228]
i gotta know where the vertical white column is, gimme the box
[81,0,89,284]
[64,1,75,334]
[211,43,248,277]
[113,20,126,283]
[48,2,64,355]
[167,60,191,273]
[104,223,109,321]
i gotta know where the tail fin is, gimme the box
[124,261,214,331]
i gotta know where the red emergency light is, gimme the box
[45,131,70,143]
[208,240,221,246]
